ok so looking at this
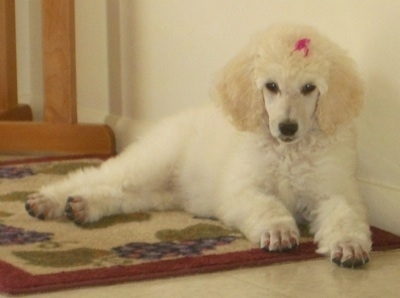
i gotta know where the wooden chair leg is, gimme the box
[42,0,77,124]
[0,0,33,121]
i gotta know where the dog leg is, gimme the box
[312,194,372,268]
[25,165,102,220]
[217,190,300,252]
[25,162,127,221]
[63,187,178,225]
[26,131,182,222]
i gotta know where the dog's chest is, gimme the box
[264,148,317,207]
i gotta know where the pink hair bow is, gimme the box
[293,38,311,57]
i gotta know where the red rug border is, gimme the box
[1,156,400,295]
[0,242,319,295]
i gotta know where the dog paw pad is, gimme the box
[64,196,89,225]
[25,193,59,220]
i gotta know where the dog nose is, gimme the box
[279,121,298,136]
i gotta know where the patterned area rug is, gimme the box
[1,156,400,295]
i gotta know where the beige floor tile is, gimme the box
[12,273,285,298]
[231,250,400,298]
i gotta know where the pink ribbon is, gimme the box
[293,38,311,57]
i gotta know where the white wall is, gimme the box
[15,0,42,119]
[16,0,400,235]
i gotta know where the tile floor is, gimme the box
[2,249,398,298]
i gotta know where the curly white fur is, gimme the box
[26,24,371,268]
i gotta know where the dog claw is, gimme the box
[330,243,370,268]
[261,229,299,252]
[25,202,36,217]
[332,253,342,266]
[335,257,369,268]
[64,204,74,221]
[37,214,46,220]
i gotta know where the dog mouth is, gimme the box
[279,135,297,143]
[278,135,298,143]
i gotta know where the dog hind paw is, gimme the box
[330,241,370,268]
[25,193,62,220]
[64,196,90,225]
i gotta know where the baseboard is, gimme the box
[104,115,151,152]
[78,107,151,152]
[359,180,400,236]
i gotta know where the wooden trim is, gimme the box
[42,0,77,124]
[0,122,116,155]
[0,0,18,110]
[0,104,33,121]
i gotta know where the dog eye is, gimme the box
[265,82,279,93]
[301,84,316,95]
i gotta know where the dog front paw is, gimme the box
[25,193,63,220]
[330,241,370,268]
[260,225,299,252]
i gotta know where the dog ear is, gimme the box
[214,46,266,131]
[316,53,363,134]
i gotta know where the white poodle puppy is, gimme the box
[26,24,372,268]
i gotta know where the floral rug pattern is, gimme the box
[0,157,255,275]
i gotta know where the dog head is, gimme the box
[215,24,363,142]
